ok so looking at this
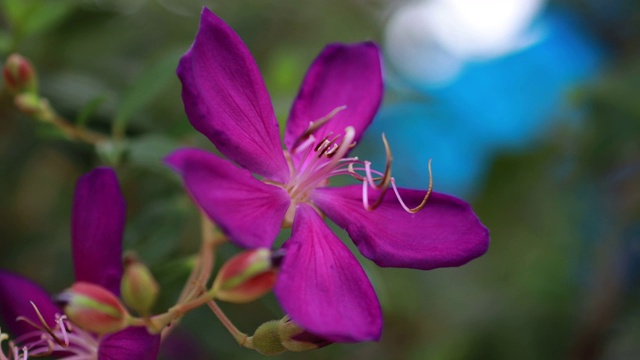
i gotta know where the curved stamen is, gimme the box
[362,178,390,211]
[390,159,434,214]
[344,163,384,181]
[55,315,69,347]
[291,105,347,152]
[364,133,392,191]
[22,302,66,347]
[361,173,391,211]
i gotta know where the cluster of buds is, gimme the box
[3,54,56,122]
[26,245,326,355]
[55,256,161,335]
[249,317,331,356]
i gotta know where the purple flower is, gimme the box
[0,168,160,359]
[166,8,489,343]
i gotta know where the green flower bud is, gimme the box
[57,282,130,335]
[250,320,286,356]
[13,93,45,116]
[121,255,159,316]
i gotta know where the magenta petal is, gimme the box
[72,167,125,295]
[274,204,382,342]
[98,327,160,360]
[313,186,490,270]
[0,271,60,338]
[178,8,288,182]
[285,42,382,156]
[165,148,291,248]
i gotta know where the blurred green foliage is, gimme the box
[1,0,639,359]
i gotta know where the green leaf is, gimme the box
[113,49,182,137]
[127,134,180,171]
[0,31,12,55]
[125,196,190,264]
[21,1,75,36]
[76,95,108,128]
[2,0,29,23]
[2,0,76,38]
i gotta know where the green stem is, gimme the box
[207,300,254,349]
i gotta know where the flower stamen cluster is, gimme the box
[281,106,434,216]
[7,302,98,359]
[0,328,26,360]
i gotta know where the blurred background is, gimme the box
[1,0,639,359]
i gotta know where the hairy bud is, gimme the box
[250,320,286,356]
[248,316,331,355]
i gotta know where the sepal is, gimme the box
[248,316,331,355]
[278,317,331,352]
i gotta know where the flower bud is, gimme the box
[250,320,286,356]
[13,93,45,116]
[57,282,129,335]
[3,54,37,95]
[212,248,278,303]
[121,255,159,316]
[278,317,331,352]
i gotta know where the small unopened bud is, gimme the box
[121,255,159,316]
[14,93,45,116]
[3,54,37,95]
[212,248,278,303]
[250,320,286,356]
[247,317,331,356]
[57,282,129,335]
[278,317,331,352]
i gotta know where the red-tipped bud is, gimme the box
[57,282,129,335]
[3,54,37,95]
[277,317,331,352]
[212,248,279,303]
[121,255,159,316]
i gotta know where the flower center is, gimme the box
[269,106,435,227]
[2,302,99,360]
[285,125,357,204]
